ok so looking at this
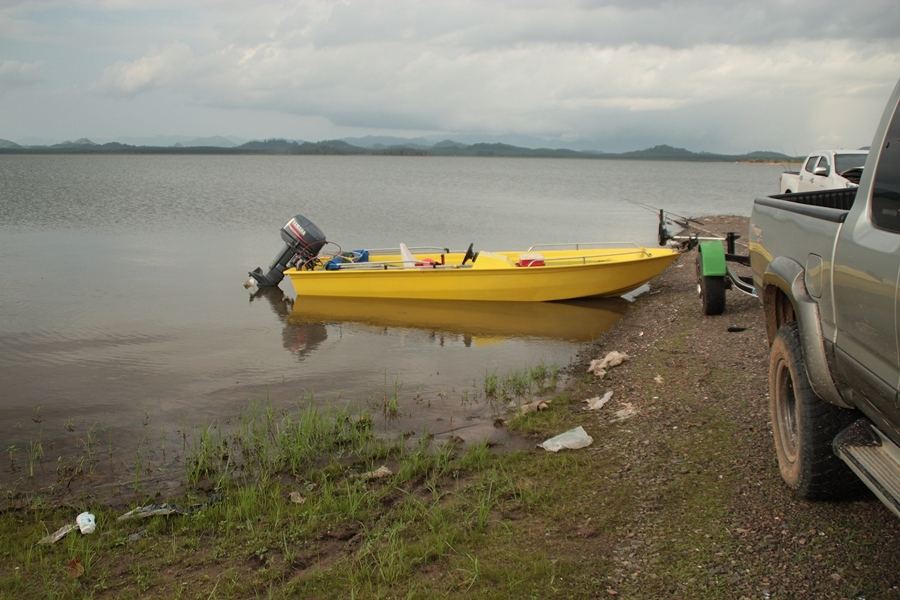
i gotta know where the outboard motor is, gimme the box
[249,215,327,287]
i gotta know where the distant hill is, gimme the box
[52,138,98,148]
[744,150,794,160]
[0,136,802,162]
[342,135,432,149]
[180,136,238,148]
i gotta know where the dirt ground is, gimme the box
[558,215,900,598]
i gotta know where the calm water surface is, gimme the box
[0,155,780,490]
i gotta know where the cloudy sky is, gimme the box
[1,0,899,153]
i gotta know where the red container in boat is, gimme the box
[516,253,545,267]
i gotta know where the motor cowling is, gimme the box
[249,215,327,287]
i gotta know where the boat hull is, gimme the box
[284,248,679,302]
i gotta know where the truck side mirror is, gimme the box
[814,165,830,177]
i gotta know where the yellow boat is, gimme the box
[283,244,679,302]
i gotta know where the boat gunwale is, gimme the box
[289,247,678,276]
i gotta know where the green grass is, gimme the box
[484,363,560,404]
[0,401,543,598]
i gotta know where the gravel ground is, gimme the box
[564,215,900,599]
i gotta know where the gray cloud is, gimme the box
[0,59,41,91]
[2,1,900,152]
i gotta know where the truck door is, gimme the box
[833,106,900,434]
[799,155,819,192]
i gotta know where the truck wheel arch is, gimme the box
[763,285,796,345]
[761,257,851,409]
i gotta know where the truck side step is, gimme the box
[834,419,900,518]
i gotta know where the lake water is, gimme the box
[0,155,781,493]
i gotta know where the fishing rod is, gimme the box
[622,197,750,250]
[622,198,703,227]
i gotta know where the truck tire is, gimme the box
[695,253,725,315]
[768,322,859,499]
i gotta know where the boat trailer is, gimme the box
[657,210,757,315]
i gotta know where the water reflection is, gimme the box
[287,296,628,343]
[249,287,328,358]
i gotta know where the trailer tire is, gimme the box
[696,253,725,315]
[769,322,859,499]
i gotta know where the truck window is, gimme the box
[804,156,818,173]
[871,100,900,233]
[835,153,867,173]
[815,156,830,175]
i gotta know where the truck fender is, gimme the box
[762,257,850,408]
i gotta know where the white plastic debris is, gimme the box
[538,426,593,452]
[519,399,550,415]
[362,465,393,481]
[587,351,630,378]
[76,512,96,534]
[584,391,613,411]
[611,403,638,423]
[39,523,77,545]
[39,511,96,545]
[117,503,187,521]
[654,374,664,384]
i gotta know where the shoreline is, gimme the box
[2,216,898,598]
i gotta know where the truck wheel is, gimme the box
[695,253,725,315]
[768,322,859,499]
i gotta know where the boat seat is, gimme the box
[399,242,418,268]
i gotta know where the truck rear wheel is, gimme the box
[768,322,859,499]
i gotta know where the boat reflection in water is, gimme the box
[249,287,328,358]
[287,295,629,343]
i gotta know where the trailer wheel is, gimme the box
[769,322,859,499]
[695,253,725,315]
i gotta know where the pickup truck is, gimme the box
[749,80,900,516]
[779,149,868,194]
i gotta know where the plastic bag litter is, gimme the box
[611,403,638,422]
[587,351,630,378]
[361,465,393,481]
[38,511,96,545]
[584,391,613,411]
[519,399,550,415]
[39,523,77,545]
[118,503,188,521]
[538,426,593,452]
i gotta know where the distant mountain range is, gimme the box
[0,136,797,162]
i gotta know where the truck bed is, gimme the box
[769,188,856,210]
[755,188,856,225]
[750,188,857,323]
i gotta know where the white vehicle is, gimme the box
[779,149,868,194]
